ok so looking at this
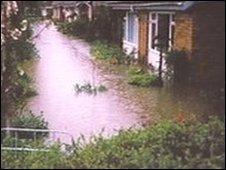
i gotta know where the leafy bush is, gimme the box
[91,40,126,64]
[127,67,159,87]
[127,66,145,76]
[1,116,224,169]
[12,68,38,106]
[70,116,225,169]
[7,111,49,139]
[10,111,48,130]
[56,21,76,36]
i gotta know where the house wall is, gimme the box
[174,13,194,53]
[173,2,225,87]
[192,2,225,86]
[138,11,149,63]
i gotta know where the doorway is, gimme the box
[148,12,175,71]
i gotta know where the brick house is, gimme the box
[50,1,110,22]
[107,1,225,85]
[51,1,93,22]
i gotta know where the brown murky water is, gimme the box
[27,24,211,143]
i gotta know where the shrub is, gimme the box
[1,116,224,169]
[56,21,75,35]
[127,66,145,76]
[91,40,125,64]
[127,67,159,87]
[10,111,48,130]
[128,74,159,87]
[12,68,38,106]
[7,111,48,139]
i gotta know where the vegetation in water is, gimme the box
[1,116,225,169]
[74,82,107,95]
[127,67,160,87]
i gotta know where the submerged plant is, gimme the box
[74,82,107,95]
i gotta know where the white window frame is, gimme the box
[149,12,175,52]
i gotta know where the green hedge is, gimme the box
[1,116,225,169]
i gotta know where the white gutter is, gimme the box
[108,2,184,8]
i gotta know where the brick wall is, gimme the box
[174,2,225,86]
[174,13,195,53]
[192,2,225,86]
[138,11,149,63]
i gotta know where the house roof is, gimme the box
[106,1,204,11]
[52,1,91,8]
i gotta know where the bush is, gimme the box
[10,111,48,130]
[56,21,76,35]
[127,67,159,87]
[91,40,125,64]
[70,117,225,169]
[7,111,49,139]
[12,68,38,106]
[1,116,224,169]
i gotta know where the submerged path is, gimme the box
[28,24,147,143]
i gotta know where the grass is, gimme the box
[1,116,225,169]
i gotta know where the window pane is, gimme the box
[127,13,137,43]
[151,23,156,49]
[171,25,175,46]
[123,18,126,40]
[152,13,156,20]
[127,13,134,42]
[171,14,175,22]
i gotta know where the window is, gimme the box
[169,14,175,49]
[127,13,134,42]
[126,13,138,44]
[150,13,175,51]
[150,13,158,50]
[151,23,156,49]
[171,25,175,46]
[151,13,156,20]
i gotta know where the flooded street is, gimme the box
[27,24,211,143]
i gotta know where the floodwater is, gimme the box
[27,23,212,144]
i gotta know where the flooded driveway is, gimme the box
[28,23,211,143]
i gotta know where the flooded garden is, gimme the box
[1,1,225,169]
[18,23,215,143]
